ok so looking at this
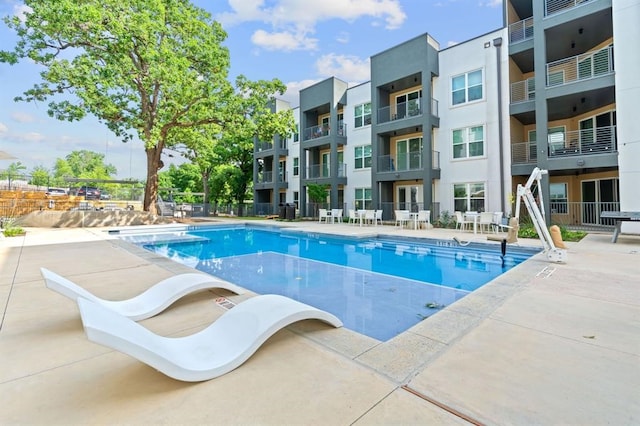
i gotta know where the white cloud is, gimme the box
[10,111,35,123]
[481,0,503,7]
[315,54,370,82]
[336,32,350,44]
[280,79,321,106]
[251,29,318,51]
[16,132,45,143]
[0,122,8,133]
[217,0,406,52]
[13,4,32,23]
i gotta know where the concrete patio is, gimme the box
[1,219,638,424]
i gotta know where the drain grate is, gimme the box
[215,297,236,310]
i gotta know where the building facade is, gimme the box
[253,0,638,229]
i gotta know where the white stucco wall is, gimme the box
[612,0,640,234]
[342,82,373,211]
[434,28,510,217]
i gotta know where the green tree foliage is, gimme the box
[0,162,27,180]
[1,0,232,213]
[30,166,51,187]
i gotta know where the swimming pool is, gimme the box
[122,225,539,341]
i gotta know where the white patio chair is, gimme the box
[417,210,431,229]
[318,208,331,223]
[374,209,383,226]
[454,211,473,231]
[347,209,357,225]
[394,210,410,228]
[479,212,494,234]
[364,210,375,225]
[331,209,343,223]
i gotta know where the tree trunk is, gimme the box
[143,145,163,214]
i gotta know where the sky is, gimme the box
[0,0,503,180]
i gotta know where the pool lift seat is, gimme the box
[514,167,567,263]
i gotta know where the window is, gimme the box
[354,145,372,169]
[293,157,299,176]
[452,69,483,105]
[293,191,299,209]
[354,102,372,128]
[396,90,422,119]
[550,183,568,214]
[548,126,566,155]
[355,188,372,210]
[293,124,299,142]
[396,137,423,170]
[454,183,485,212]
[452,126,484,159]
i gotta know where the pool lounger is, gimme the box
[77,294,343,382]
[41,267,245,321]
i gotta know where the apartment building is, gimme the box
[508,0,638,228]
[254,0,638,229]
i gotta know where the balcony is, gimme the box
[546,45,613,87]
[377,98,424,124]
[306,163,346,179]
[545,0,594,16]
[511,142,538,164]
[377,151,424,173]
[510,77,535,103]
[256,171,287,184]
[509,17,534,44]
[302,121,346,141]
[549,126,617,157]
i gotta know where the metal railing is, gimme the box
[509,17,534,43]
[377,98,423,124]
[306,163,346,179]
[545,0,593,16]
[377,150,440,172]
[546,45,614,87]
[548,126,617,157]
[302,121,346,141]
[510,77,535,103]
[511,142,538,164]
[256,171,287,184]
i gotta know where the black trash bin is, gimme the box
[285,203,296,220]
[278,203,286,219]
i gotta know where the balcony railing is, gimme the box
[509,17,534,43]
[377,98,423,124]
[549,126,617,157]
[511,142,538,164]
[546,45,613,87]
[256,171,287,184]
[510,77,535,103]
[255,139,287,152]
[302,121,346,141]
[306,163,346,179]
[545,0,593,16]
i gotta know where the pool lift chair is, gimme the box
[41,268,245,321]
[76,294,343,382]
[513,167,567,263]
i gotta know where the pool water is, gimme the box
[124,225,538,341]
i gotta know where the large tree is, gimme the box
[1,0,233,214]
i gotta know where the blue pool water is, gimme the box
[123,225,539,341]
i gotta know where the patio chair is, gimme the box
[318,208,331,223]
[347,209,358,225]
[364,209,375,225]
[374,209,383,226]
[40,268,245,321]
[331,208,343,223]
[394,210,410,228]
[76,294,343,382]
[479,212,494,233]
[417,210,431,229]
[454,211,474,231]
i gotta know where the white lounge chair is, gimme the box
[77,294,343,382]
[41,268,245,321]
